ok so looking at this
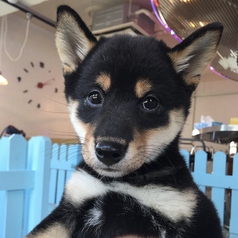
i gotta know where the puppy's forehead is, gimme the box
[95,74,152,98]
[83,35,175,95]
[92,35,171,74]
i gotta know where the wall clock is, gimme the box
[17,61,59,109]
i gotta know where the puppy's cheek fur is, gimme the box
[144,109,185,163]
[82,125,98,168]
[68,99,87,143]
[118,131,147,173]
[123,109,185,169]
[68,99,99,169]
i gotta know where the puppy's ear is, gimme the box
[55,5,97,74]
[168,22,223,90]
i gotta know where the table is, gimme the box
[192,124,238,144]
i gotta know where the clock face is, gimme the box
[18,61,59,109]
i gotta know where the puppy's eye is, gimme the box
[142,96,159,110]
[87,91,103,106]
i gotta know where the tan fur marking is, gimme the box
[82,124,97,167]
[26,223,69,238]
[143,109,185,162]
[68,99,89,143]
[96,74,111,92]
[135,79,152,98]
[68,99,109,173]
[128,109,185,166]
[62,64,75,74]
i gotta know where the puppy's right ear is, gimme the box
[55,5,97,74]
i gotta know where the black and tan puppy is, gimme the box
[26,5,223,238]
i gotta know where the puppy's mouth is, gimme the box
[94,165,126,177]
[102,168,119,172]
[97,165,122,173]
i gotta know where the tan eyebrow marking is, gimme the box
[96,73,111,92]
[135,79,152,98]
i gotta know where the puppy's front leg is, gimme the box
[26,222,70,238]
[25,202,75,238]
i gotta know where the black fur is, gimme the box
[26,5,224,238]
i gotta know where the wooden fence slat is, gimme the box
[0,135,27,238]
[193,150,207,193]
[49,144,60,212]
[191,173,238,189]
[0,171,34,190]
[180,150,190,168]
[56,144,67,205]
[25,136,51,235]
[49,144,82,206]
[230,154,238,236]
[211,152,226,226]
[230,234,238,238]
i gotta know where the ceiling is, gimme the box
[152,0,238,82]
[0,0,48,16]
[0,0,237,82]
[0,0,152,26]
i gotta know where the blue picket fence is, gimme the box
[0,134,237,238]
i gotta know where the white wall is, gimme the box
[193,79,238,124]
[0,13,75,139]
[181,77,238,152]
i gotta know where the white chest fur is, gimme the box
[65,170,197,223]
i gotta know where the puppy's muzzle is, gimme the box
[95,141,127,166]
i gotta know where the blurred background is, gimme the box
[0,0,237,146]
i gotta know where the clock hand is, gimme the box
[37,78,54,88]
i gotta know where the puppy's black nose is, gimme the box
[95,141,126,166]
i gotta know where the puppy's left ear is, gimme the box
[55,5,97,74]
[168,22,223,91]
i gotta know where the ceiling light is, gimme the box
[0,73,8,85]
[190,22,195,28]
[199,21,205,27]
